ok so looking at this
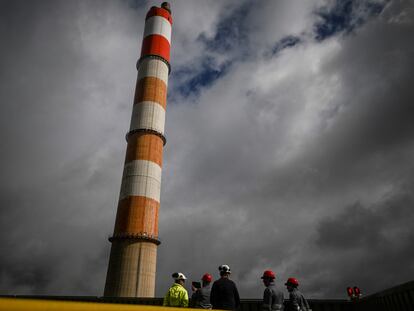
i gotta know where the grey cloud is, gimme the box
[1,0,413,300]
[158,0,414,298]
[0,0,140,295]
[303,180,414,297]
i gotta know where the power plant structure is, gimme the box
[104,2,172,298]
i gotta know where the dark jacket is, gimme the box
[262,282,284,311]
[210,277,240,310]
[191,284,212,309]
[286,288,310,311]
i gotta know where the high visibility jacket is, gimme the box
[163,283,189,307]
[262,282,284,311]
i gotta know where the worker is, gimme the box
[210,265,240,310]
[261,270,284,311]
[191,273,213,309]
[284,278,311,311]
[163,272,189,307]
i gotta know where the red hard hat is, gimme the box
[202,273,212,282]
[285,277,299,287]
[261,270,276,279]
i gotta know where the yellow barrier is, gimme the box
[0,298,196,311]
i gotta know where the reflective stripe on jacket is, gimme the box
[286,288,310,311]
[163,283,189,307]
[262,282,284,311]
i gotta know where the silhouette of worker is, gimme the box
[210,265,240,310]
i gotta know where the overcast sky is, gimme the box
[1,0,414,299]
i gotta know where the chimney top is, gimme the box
[161,2,171,13]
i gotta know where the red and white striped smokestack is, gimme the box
[104,2,172,298]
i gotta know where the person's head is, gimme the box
[218,265,231,278]
[202,273,212,286]
[261,270,276,286]
[172,272,187,285]
[285,277,299,292]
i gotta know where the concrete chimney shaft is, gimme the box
[104,3,172,297]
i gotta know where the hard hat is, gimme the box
[202,273,212,282]
[261,270,276,279]
[218,265,231,274]
[172,272,187,280]
[285,277,299,287]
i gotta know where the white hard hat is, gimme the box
[218,265,231,274]
[172,272,187,280]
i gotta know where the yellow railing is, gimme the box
[0,298,192,311]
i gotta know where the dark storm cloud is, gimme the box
[158,0,414,298]
[270,36,301,56]
[298,1,414,192]
[306,180,414,297]
[1,0,413,300]
[168,0,250,99]
[173,58,231,97]
[198,1,252,55]
[314,0,388,40]
[0,0,142,295]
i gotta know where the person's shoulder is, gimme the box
[211,279,220,289]
[221,278,233,285]
[216,278,227,284]
[294,289,303,296]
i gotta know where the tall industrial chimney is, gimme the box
[104,2,172,297]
